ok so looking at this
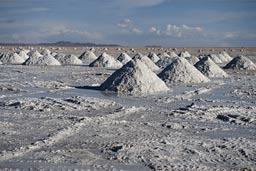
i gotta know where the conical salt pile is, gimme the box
[133,53,160,71]
[0,52,25,64]
[89,52,123,69]
[24,53,61,66]
[100,59,169,95]
[208,54,223,64]
[158,57,210,83]
[18,50,29,60]
[158,52,170,59]
[41,48,51,55]
[194,56,228,78]
[156,56,176,69]
[220,51,232,61]
[168,51,178,58]
[79,51,98,64]
[185,56,200,65]
[224,55,256,70]
[148,52,160,63]
[117,52,132,64]
[27,50,42,58]
[179,51,191,57]
[55,54,83,65]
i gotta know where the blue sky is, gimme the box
[0,0,256,47]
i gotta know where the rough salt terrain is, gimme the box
[0,46,256,171]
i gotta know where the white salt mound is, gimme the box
[185,56,200,65]
[41,49,51,55]
[133,53,160,71]
[194,56,228,78]
[168,51,178,58]
[179,51,191,57]
[158,52,170,59]
[220,51,233,61]
[18,50,29,60]
[0,52,25,64]
[117,52,132,64]
[55,54,83,65]
[79,51,98,64]
[224,55,256,70]
[158,57,210,83]
[100,59,169,95]
[27,50,42,58]
[208,54,223,64]
[148,52,160,63]
[24,53,61,66]
[156,56,176,69]
[89,52,123,69]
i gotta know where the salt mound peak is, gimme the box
[208,54,223,64]
[89,52,123,69]
[27,50,42,58]
[168,51,178,58]
[18,50,29,60]
[156,56,176,69]
[194,56,228,78]
[220,51,232,60]
[158,52,170,59]
[133,53,160,71]
[158,57,210,83]
[185,56,200,65]
[55,54,83,65]
[0,52,25,64]
[148,52,160,63]
[179,51,191,57]
[224,55,256,70]
[24,54,61,66]
[79,50,97,64]
[117,52,132,64]
[100,59,169,95]
[41,49,51,55]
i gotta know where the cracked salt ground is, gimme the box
[0,49,256,171]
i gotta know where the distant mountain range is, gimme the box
[0,41,122,47]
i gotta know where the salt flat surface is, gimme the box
[0,47,256,171]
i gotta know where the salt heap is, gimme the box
[89,52,123,69]
[158,52,170,59]
[117,52,132,64]
[41,48,51,55]
[218,51,233,62]
[185,56,200,65]
[24,53,61,66]
[100,59,169,95]
[132,53,160,71]
[79,51,98,64]
[55,54,83,65]
[156,56,176,69]
[224,55,256,70]
[158,57,210,83]
[18,50,29,60]
[27,50,42,58]
[147,52,160,63]
[168,51,178,58]
[178,51,191,57]
[0,52,25,64]
[208,54,223,64]
[194,56,228,78]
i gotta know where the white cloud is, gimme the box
[131,28,143,34]
[149,27,161,35]
[164,24,203,38]
[117,19,132,28]
[11,24,103,43]
[113,0,165,8]
[16,7,49,13]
